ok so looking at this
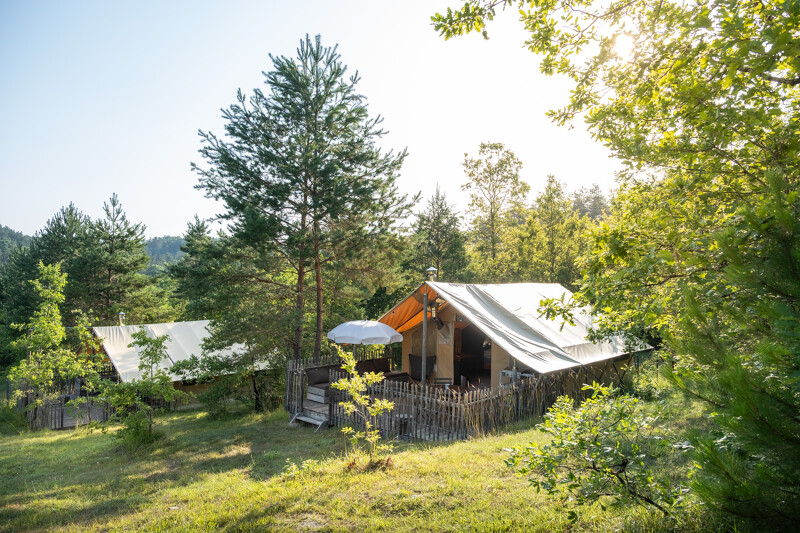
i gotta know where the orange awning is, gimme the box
[378,283,441,333]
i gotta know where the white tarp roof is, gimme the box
[381,282,647,374]
[92,320,239,383]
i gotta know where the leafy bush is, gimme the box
[195,374,240,418]
[628,352,671,401]
[172,355,286,417]
[115,409,164,453]
[0,399,27,435]
[280,458,321,481]
[103,330,190,451]
[507,383,689,520]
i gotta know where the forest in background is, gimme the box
[0,170,607,372]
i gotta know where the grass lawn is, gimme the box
[0,394,721,532]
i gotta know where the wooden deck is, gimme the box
[287,351,638,441]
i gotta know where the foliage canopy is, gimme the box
[434,0,800,524]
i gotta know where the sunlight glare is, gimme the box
[615,34,635,62]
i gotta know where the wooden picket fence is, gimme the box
[19,396,112,430]
[287,351,635,441]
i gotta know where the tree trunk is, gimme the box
[312,229,323,364]
[293,207,308,360]
[251,371,263,412]
[293,261,305,360]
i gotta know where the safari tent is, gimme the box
[379,282,642,390]
[92,320,237,385]
[286,282,649,440]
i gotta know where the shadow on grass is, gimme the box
[0,496,140,532]
[0,402,552,532]
[0,406,353,532]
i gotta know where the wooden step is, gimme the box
[307,385,330,397]
[292,414,328,432]
[302,408,328,422]
[306,392,329,404]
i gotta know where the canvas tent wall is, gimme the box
[92,320,238,383]
[379,282,647,382]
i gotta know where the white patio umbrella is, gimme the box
[327,320,402,345]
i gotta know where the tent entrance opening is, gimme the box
[456,324,491,388]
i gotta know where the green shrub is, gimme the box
[507,383,689,521]
[0,399,27,435]
[115,409,163,453]
[628,352,671,401]
[103,331,190,452]
[195,374,240,418]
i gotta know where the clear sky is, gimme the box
[0,1,620,238]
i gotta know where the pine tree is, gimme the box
[0,205,91,328]
[509,176,586,289]
[572,184,608,221]
[76,194,173,325]
[194,34,410,361]
[169,219,297,412]
[411,186,469,282]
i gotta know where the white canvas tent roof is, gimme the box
[379,282,648,374]
[92,320,239,383]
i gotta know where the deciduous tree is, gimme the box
[434,0,800,525]
[7,263,101,428]
[103,330,190,450]
[462,142,529,280]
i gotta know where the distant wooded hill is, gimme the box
[0,225,32,264]
[0,225,184,271]
[145,236,185,267]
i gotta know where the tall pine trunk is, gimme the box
[293,262,305,360]
[312,222,323,364]
[293,207,308,360]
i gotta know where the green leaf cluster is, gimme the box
[507,383,687,520]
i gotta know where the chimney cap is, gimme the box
[426,267,438,281]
